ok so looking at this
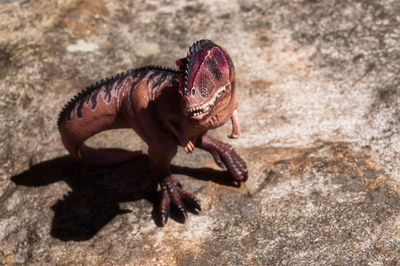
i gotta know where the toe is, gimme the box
[182,191,202,211]
[178,207,188,222]
[160,188,170,226]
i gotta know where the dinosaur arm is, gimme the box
[164,119,194,153]
[228,108,241,139]
[154,81,195,154]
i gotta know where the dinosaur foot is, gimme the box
[197,134,248,186]
[213,146,248,186]
[159,176,201,226]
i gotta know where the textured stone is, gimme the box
[1,0,400,264]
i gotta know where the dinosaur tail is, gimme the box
[58,74,140,165]
[76,145,142,165]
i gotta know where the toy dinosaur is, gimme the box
[58,39,247,225]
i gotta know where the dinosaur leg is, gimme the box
[148,143,201,225]
[196,133,248,184]
[136,112,201,225]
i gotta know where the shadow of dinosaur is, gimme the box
[11,152,235,241]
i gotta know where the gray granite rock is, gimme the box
[1,0,400,264]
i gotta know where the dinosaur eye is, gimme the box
[191,88,195,95]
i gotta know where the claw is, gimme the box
[159,176,201,225]
[211,151,224,169]
[184,140,195,153]
[161,213,168,226]
[160,187,170,226]
[192,200,202,211]
[233,180,241,188]
[179,207,188,222]
[182,190,202,211]
[228,133,240,139]
[242,171,248,182]
[216,161,225,169]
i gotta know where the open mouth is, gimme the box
[185,85,227,118]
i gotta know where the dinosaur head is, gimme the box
[176,40,235,122]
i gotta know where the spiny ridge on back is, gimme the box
[57,65,178,128]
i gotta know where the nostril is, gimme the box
[191,89,195,95]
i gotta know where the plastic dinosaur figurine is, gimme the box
[58,39,247,225]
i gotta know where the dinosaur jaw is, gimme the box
[184,85,228,120]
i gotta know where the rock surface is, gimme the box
[1,0,400,264]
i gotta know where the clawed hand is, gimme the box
[184,140,194,153]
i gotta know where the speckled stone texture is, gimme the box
[1,0,400,264]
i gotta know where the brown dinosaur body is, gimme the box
[58,40,247,225]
